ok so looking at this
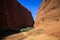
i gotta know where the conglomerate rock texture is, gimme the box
[0,0,34,30]
[34,0,60,38]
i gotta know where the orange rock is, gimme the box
[34,0,60,38]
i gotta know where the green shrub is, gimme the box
[20,27,33,32]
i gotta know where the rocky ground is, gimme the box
[2,29,60,40]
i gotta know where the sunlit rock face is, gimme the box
[34,0,60,38]
[0,0,34,30]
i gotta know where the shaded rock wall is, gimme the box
[0,0,34,30]
[17,2,34,27]
[34,0,60,38]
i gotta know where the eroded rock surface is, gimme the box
[1,0,60,40]
[0,0,34,30]
[34,0,60,38]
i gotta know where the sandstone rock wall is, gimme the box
[17,2,34,26]
[34,0,60,38]
[0,0,34,30]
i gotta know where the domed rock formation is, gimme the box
[2,0,60,40]
[34,0,60,38]
[0,0,34,30]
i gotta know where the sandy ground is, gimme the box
[2,29,60,40]
[23,34,60,40]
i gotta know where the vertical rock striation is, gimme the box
[0,0,34,30]
[34,0,60,38]
[17,2,34,27]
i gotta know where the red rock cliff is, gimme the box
[34,0,60,38]
[0,0,34,30]
[17,2,34,27]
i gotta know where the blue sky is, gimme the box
[17,0,42,20]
